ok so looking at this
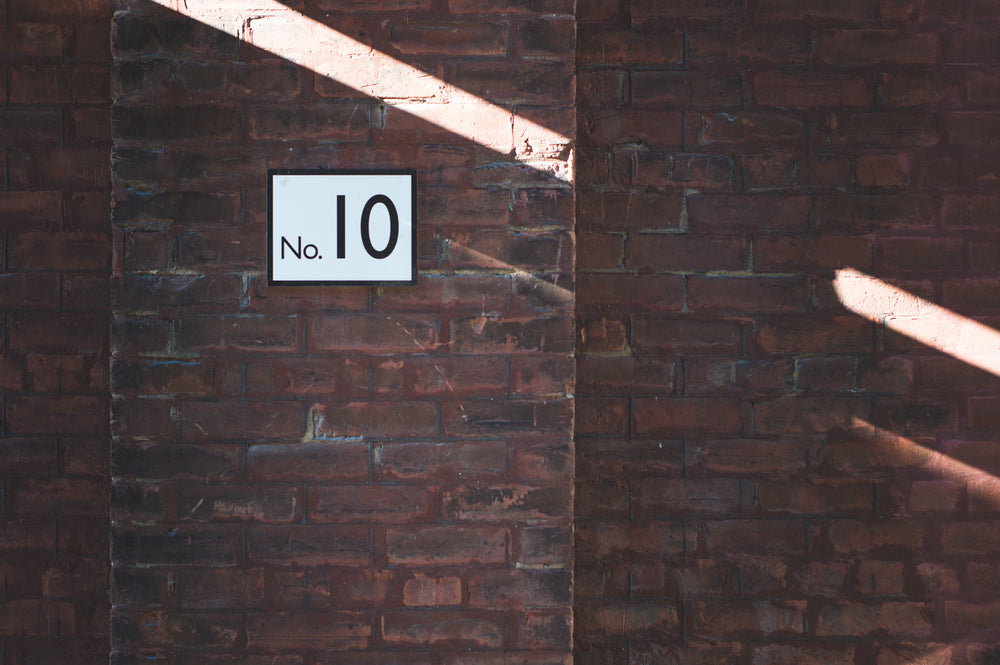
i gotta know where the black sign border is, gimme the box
[267,168,418,286]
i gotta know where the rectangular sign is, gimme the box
[267,169,417,286]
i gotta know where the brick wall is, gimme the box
[2,0,1000,663]
[109,0,574,663]
[0,0,111,663]
[575,1,1000,664]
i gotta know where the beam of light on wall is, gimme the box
[443,240,573,306]
[851,417,1000,510]
[834,268,1000,378]
[147,0,572,182]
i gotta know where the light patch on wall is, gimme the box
[849,418,1000,510]
[834,267,1000,378]
[147,0,573,182]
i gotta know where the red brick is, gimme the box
[313,401,436,438]
[247,525,370,566]
[7,395,108,435]
[246,441,370,482]
[814,195,933,233]
[245,357,367,399]
[113,442,236,481]
[468,570,570,608]
[0,23,66,56]
[7,147,107,190]
[375,441,506,482]
[817,30,938,66]
[578,356,675,394]
[113,525,240,566]
[577,27,683,66]
[177,401,303,442]
[0,192,62,228]
[632,71,743,109]
[403,575,462,607]
[382,611,504,648]
[0,600,76,637]
[752,644,855,665]
[179,486,301,523]
[444,230,572,271]
[389,20,507,55]
[0,274,59,311]
[688,439,809,475]
[9,478,107,516]
[246,612,370,650]
[633,478,741,517]
[686,194,810,232]
[510,354,574,396]
[375,275,510,312]
[307,486,435,523]
[754,396,868,434]
[688,276,809,313]
[181,315,299,352]
[753,72,871,108]
[816,602,932,637]
[386,525,507,565]
[577,232,623,270]
[450,315,572,353]
[756,0,876,21]
[626,235,745,273]
[632,397,741,436]
[693,600,805,638]
[10,65,109,103]
[856,154,909,188]
[8,232,109,271]
[633,318,742,353]
[824,112,939,147]
[443,398,571,436]
[447,0,571,12]
[115,105,241,142]
[442,484,570,521]
[577,274,685,313]
[120,275,241,313]
[309,314,437,353]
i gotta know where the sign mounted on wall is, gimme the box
[267,169,417,286]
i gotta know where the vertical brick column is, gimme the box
[576,1,1000,664]
[110,1,574,663]
[0,0,112,663]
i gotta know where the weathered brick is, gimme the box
[176,401,303,442]
[382,611,504,648]
[309,314,437,353]
[246,612,370,650]
[313,401,436,438]
[375,441,506,482]
[307,486,436,523]
[247,525,370,566]
[753,72,871,108]
[386,526,508,565]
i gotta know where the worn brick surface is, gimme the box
[575,1,1000,664]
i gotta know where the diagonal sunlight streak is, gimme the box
[849,417,1000,509]
[147,0,573,182]
[834,267,1000,378]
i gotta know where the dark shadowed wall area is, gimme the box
[0,0,111,663]
[1,0,1000,663]
[575,1,1000,664]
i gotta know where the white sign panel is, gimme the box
[268,169,417,285]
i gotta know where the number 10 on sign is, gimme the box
[267,170,417,286]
